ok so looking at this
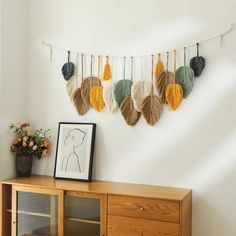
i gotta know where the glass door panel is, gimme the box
[12,186,63,236]
[64,195,101,236]
[17,192,58,236]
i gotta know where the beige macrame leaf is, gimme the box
[165,84,183,111]
[81,77,101,105]
[73,88,90,115]
[103,82,118,112]
[141,95,163,126]
[120,96,141,126]
[156,71,174,103]
[90,86,105,112]
[66,75,78,99]
[131,80,152,112]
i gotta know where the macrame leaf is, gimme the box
[114,79,133,107]
[73,88,90,115]
[120,96,141,126]
[103,82,118,112]
[131,80,152,112]
[103,63,112,81]
[62,62,74,81]
[154,60,164,79]
[141,95,163,126]
[190,56,205,77]
[176,66,195,98]
[90,86,105,112]
[66,75,78,100]
[81,77,101,105]
[155,71,174,103]
[166,84,183,111]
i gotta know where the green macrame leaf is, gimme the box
[176,66,195,98]
[113,79,133,107]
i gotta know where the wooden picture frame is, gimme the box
[54,122,96,182]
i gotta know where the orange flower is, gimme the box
[43,139,50,148]
[13,138,19,145]
[41,149,48,158]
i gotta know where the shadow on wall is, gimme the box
[137,82,236,185]
[193,166,236,236]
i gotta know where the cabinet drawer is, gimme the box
[108,195,180,223]
[108,215,179,236]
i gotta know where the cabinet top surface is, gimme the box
[2,176,191,201]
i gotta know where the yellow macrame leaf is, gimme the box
[90,86,105,112]
[103,63,112,81]
[165,84,183,111]
[154,54,164,79]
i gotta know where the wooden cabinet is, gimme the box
[1,176,192,236]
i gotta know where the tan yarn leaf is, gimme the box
[81,77,101,105]
[90,86,105,112]
[103,82,118,112]
[73,88,90,115]
[120,96,141,126]
[131,80,152,112]
[156,71,174,103]
[66,75,78,100]
[165,84,183,111]
[142,95,163,126]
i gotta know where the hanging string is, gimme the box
[174,50,177,83]
[98,55,101,79]
[151,55,154,95]
[50,45,53,63]
[131,57,134,81]
[123,57,126,80]
[81,54,84,81]
[41,24,234,59]
[75,53,80,87]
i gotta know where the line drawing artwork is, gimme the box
[61,128,87,173]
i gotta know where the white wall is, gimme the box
[0,0,28,180]
[1,0,235,235]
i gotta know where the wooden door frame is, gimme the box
[11,185,64,236]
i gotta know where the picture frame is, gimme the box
[54,122,96,182]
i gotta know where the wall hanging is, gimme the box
[73,54,90,115]
[42,24,234,126]
[131,57,152,112]
[120,57,141,125]
[142,55,163,125]
[176,47,195,98]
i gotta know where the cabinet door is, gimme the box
[12,186,64,236]
[64,191,107,236]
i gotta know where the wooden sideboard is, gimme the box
[1,176,192,236]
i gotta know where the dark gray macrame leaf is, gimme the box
[190,56,205,77]
[62,62,75,81]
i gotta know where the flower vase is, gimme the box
[15,154,33,177]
